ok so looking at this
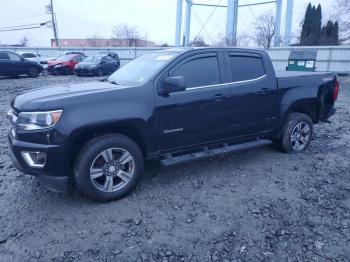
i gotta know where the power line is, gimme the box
[245,0,257,20]
[0,22,45,30]
[0,22,49,32]
[196,0,222,36]
[192,8,214,42]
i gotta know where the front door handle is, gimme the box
[256,88,273,95]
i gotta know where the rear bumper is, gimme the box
[8,133,69,192]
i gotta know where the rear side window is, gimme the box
[0,52,9,60]
[170,55,220,88]
[229,55,265,82]
[7,52,21,61]
[22,53,35,58]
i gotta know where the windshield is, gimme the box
[107,51,178,86]
[83,56,101,63]
[57,54,75,62]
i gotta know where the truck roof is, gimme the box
[158,47,267,54]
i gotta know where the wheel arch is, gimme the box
[274,99,320,139]
[67,121,151,169]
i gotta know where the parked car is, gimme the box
[75,54,120,76]
[16,52,41,64]
[7,48,339,201]
[99,52,120,65]
[0,51,42,78]
[65,51,85,55]
[47,53,86,75]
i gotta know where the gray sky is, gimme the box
[0,0,335,47]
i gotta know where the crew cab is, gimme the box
[7,48,339,201]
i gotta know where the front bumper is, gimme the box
[8,133,70,192]
[75,68,98,76]
[47,66,69,75]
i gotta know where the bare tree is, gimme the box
[334,0,350,43]
[214,33,252,47]
[190,35,209,47]
[111,23,140,47]
[253,11,275,49]
[86,34,100,47]
[19,36,29,47]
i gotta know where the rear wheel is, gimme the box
[75,134,144,202]
[28,67,39,78]
[276,112,313,154]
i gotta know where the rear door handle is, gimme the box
[256,88,273,95]
[210,94,226,102]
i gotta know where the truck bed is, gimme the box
[275,70,332,79]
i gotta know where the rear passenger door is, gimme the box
[155,52,231,151]
[225,52,276,136]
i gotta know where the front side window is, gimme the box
[7,52,21,61]
[229,55,265,82]
[170,56,220,88]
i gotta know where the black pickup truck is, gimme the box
[7,48,339,201]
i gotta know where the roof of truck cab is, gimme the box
[158,47,267,54]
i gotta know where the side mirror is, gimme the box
[160,76,186,96]
[20,57,25,62]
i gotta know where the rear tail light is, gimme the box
[333,80,339,102]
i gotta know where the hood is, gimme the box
[13,81,124,111]
[76,61,98,68]
[48,60,67,66]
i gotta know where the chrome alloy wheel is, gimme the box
[290,121,311,151]
[89,148,135,192]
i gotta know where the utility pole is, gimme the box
[274,0,282,46]
[184,0,192,47]
[175,0,183,47]
[284,0,293,46]
[226,0,238,46]
[49,0,59,47]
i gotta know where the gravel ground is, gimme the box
[0,75,349,262]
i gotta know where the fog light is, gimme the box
[21,152,46,168]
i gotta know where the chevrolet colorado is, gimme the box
[7,48,339,201]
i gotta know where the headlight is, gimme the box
[89,65,97,68]
[54,64,62,68]
[16,110,63,131]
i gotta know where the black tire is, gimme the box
[97,68,104,77]
[276,112,313,154]
[63,67,71,75]
[28,67,39,78]
[74,134,144,202]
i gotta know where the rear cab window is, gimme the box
[228,52,265,82]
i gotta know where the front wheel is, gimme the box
[97,68,104,77]
[28,67,39,78]
[75,134,144,202]
[277,112,313,154]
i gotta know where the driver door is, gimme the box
[155,52,231,151]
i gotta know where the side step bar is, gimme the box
[160,139,272,167]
